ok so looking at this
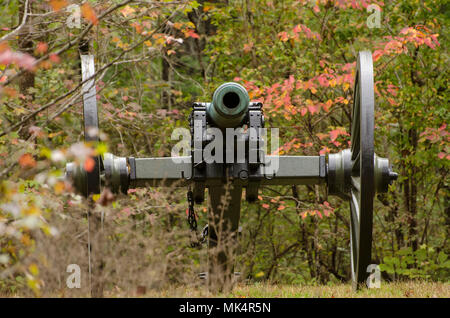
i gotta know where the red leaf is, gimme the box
[319,147,330,155]
[387,84,398,96]
[329,130,339,141]
[317,74,329,87]
[373,49,383,61]
[329,128,348,141]
[49,53,60,63]
[35,42,48,55]
[307,104,318,114]
[185,29,200,39]
[387,97,399,106]
[323,100,333,112]
[278,31,289,42]
[0,49,36,71]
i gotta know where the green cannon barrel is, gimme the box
[207,82,250,128]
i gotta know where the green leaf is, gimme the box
[438,252,448,264]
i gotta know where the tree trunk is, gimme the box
[17,0,35,140]
[404,128,419,252]
[18,0,35,96]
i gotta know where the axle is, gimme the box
[66,151,397,199]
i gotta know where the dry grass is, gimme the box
[1,188,448,299]
[125,281,450,298]
[3,281,449,298]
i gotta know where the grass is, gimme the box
[109,281,450,298]
[3,281,448,298]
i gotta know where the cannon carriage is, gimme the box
[66,50,398,291]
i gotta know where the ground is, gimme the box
[106,281,449,298]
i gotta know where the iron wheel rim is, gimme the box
[349,51,375,290]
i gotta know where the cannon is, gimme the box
[66,50,398,290]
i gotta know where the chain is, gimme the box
[187,189,209,248]
[187,189,197,232]
[187,189,200,248]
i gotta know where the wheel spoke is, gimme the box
[349,192,360,279]
[352,151,360,174]
[351,77,360,158]
[351,176,361,194]
[350,188,360,225]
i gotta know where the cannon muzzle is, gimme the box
[207,82,250,128]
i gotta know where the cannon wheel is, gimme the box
[80,54,102,196]
[80,52,105,297]
[349,51,375,290]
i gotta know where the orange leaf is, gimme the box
[19,153,36,169]
[323,99,333,112]
[3,87,18,98]
[262,203,270,209]
[49,0,68,11]
[120,5,135,17]
[35,42,48,55]
[84,157,95,172]
[54,181,65,194]
[81,3,98,25]
[243,42,253,53]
